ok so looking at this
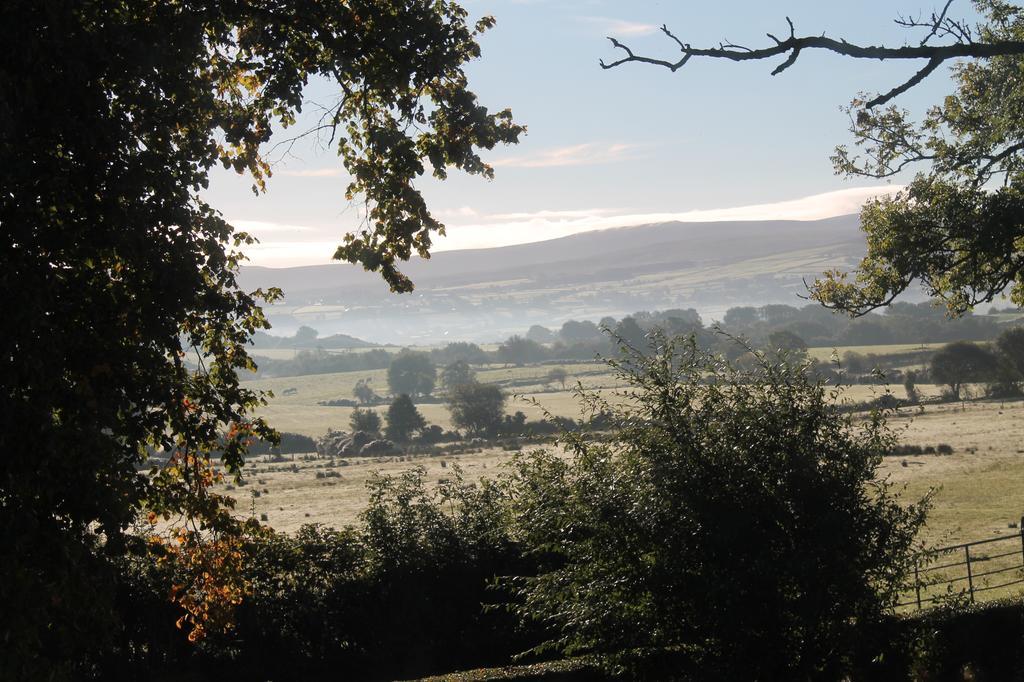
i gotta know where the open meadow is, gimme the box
[234,345,1024,608]
[237,366,1024,545]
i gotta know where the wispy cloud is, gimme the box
[437,206,481,219]
[274,167,345,178]
[578,16,659,37]
[230,219,320,234]
[492,142,642,168]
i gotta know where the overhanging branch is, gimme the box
[601,17,1024,108]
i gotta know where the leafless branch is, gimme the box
[864,57,943,108]
[601,14,1024,107]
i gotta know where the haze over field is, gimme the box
[240,213,905,344]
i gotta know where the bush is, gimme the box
[447,381,506,437]
[246,431,316,456]
[501,335,931,679]
[349,407,382,435]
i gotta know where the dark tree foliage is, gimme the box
[350,407,383,435]
[613,316,648,350]
[559,319,603,345]
[385,394,427,443]
[447,381,506,436]
[497,334,547,366]
[526,324,556,343]
[930,340,1002,399]
[602,1,1024,317]
[430,341,491,366]
[388,350,437,397]
[0,0,520,676]
[441,359,477,392]
[244,432,317,456]
[111,469,532,681]
[996,326,1024,379]
[503,336,930,679]
[767,329,808,354]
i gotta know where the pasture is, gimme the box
[236,370,1024,551]
[236,339,1024,611]
[806,342,946,362]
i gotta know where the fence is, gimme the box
[899,516,1024,611]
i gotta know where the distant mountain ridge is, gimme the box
[238,215,869,344]
[239,215,863,294]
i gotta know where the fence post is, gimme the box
[965,545,975,604]
[1020,516,1024,569]
[914,559,922,610]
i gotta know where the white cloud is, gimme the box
[432,186,903,251]
[230,219,320,235]
[274,167,345,178]
[578,16,659,37]
[233,186,902,267]
[437,206,481,218]
[240,240,343,268]
[492,142,642,168]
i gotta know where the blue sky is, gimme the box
[204,0,979,267]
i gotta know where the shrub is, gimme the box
[502,335,931,679]
[385,394,426,442]
[349,407,382,435]
[447,381,506,437]
[245,431,316,456]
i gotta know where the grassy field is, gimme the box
[238,387,1024,543]
[806,342,946,362]
[235,348,1024,607]
[249,346,393,360]
[243,362,617,436]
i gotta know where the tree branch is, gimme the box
[601,18,1024,107]
[864,57,943,108]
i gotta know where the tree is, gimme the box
[996,326,1024,379]
[385,395,427,443]
[546,367,569,390]
[350,408,382,435]
[766,329,808,355]
[388,351,436,397]
[446,381,506,436]
[602,1,1024,317]
[904,369,922,405]
[930,341,1001,399]
[353,378,380,405]
[294,326,320,345]
[432,341,490,366]
[613,316,647,350]
[441,359,476,392]
[1,1,520,675]
[560,319,602,344]
[503,337,930,678]
[723,306,759,329]
[497,335,547,366]
[526,324,555,343]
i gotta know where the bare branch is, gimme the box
[602,16,1024,106]
[864,57,943,108]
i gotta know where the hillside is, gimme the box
[239,215,872,344]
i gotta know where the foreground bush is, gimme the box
[501,336,931,680]
[94,337,934,680]
[101,468,537,681]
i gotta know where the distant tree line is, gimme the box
[251,301,1018,379]
[251,325,374,350]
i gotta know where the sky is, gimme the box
[204,0,979,268]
